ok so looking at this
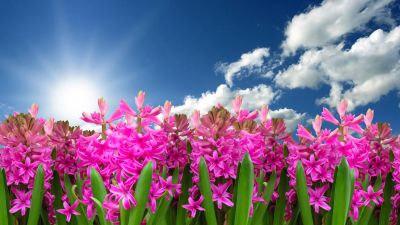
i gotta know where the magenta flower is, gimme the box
[57,200,80,222]
[309,185,331,213]
[303,155,326,181]
[363,185,383,207]
[160,176,181,197]
[211,181,234,209]
[9,189,32,216]
[110,181,136,209]
[182,196,205,218]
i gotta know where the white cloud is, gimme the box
[217,48,270,86]
[282,0,394,54]
[269,108,306,132]
[171,84,305,132]
[172,84,278,115]
[276,26,400,111]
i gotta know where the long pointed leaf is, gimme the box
[0,169,9,225]
[273,169,289,225]
[296,162,314,225]
[27,164,45,225]
[198,157,217,225]
[51,172,67,225]
[64,173,90,225]
[90,167,109,225]
[331,157,352,225]
[234,152,254,225]
[176,165,192,225]
[379,172,394,225]
[250,171,277,225]
[228,163,241,225]
[128,161,153,225]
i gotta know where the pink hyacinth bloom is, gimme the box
[337,99,348,120]
[9,189,32,215]
[211,181,234,209]
[110,181,136,209]
[16,157,38,183]
[44,118,54,135]
[312,115,322,135]
[57,200,80,222]
[163,101,172,119]
[364,109,374,128]
[135,91,146,110]
[321,108,339,125]
[309,185,331,213]
[297,125,315,141]
[303,155,326,181]
[232,95,243,114]
[191,110,200,128]
[363,186,383,207]
[160,176,181,197]
[98,97,108,117]
[182,196,205,218]
[259,105,269,123]
[28,103,39,118]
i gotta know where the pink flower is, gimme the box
[182,196,205,218]
[28,103,39,118]
[57,200,80,222]
[364,109,374,128]
[321,108,339,125]
[211,181,234,209]
[110,181,136,209]
[303,155,326,181]
[98,97,108,117]
[9,189,31,216]
[135,91,146,110]
[160,176,181,197]
[337,99,348,120]
[232,95,243,115]
[16,157,38,183]
[163,101,172,119]
[297,125,315,141]
[259,105,269,124]
[363,185,383,207]
[44,118,54,135]
[309,185,331,213]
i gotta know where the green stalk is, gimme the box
[176,165,192,225]
[379,172,394,225]
[198,157,217,225]
[120,201,129,225]
[51,172,67,225]
[0,169,9,225]
[27,165,45,225]
[273,169,289,225]
[250,171,277,225]
[234,153,254,225]
[228,163,241,225]
[296,162,314,225]
[64,174,90,225]
[128,161,153,225]
[331,157,352,225]
[90,167,110,225]
[356,176,382,225]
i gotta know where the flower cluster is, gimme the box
[0,94,399,225]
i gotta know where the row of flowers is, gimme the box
[0,92,399,225]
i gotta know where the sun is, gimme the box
[50,76,101,123]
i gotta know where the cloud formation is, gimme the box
[276,26,400,110]
[282,0,394,55]
[217,48,270,87]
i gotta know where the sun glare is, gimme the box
[50,76,101,123]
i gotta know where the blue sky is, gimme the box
[0,0,399,132]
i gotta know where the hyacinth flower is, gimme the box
[0,106,54,224]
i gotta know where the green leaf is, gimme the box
[250,171,277,225]
[176,165,193,225]
[64,173,90,225]
[198,157,217,225]
[325,167,338,225]
[296,162,314,225]
[51,172,67,225]
[234,152,254,225]
[0,169,9,225]
[27,164,45,225]
[120,201,129,225]
[228,163,241,225]
[273,169,289,225]
[356,176,382,225]
[128,161,154,225]
[90,167,110,225]
[331,157,352,225]
[379,172,394,225]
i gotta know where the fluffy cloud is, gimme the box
[217,48,270,87]
[171,84,305,131]
[172,84,277,115]
[276,26,400,110]
[282,0,394,54]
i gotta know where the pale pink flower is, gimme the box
[57,200,80,222]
